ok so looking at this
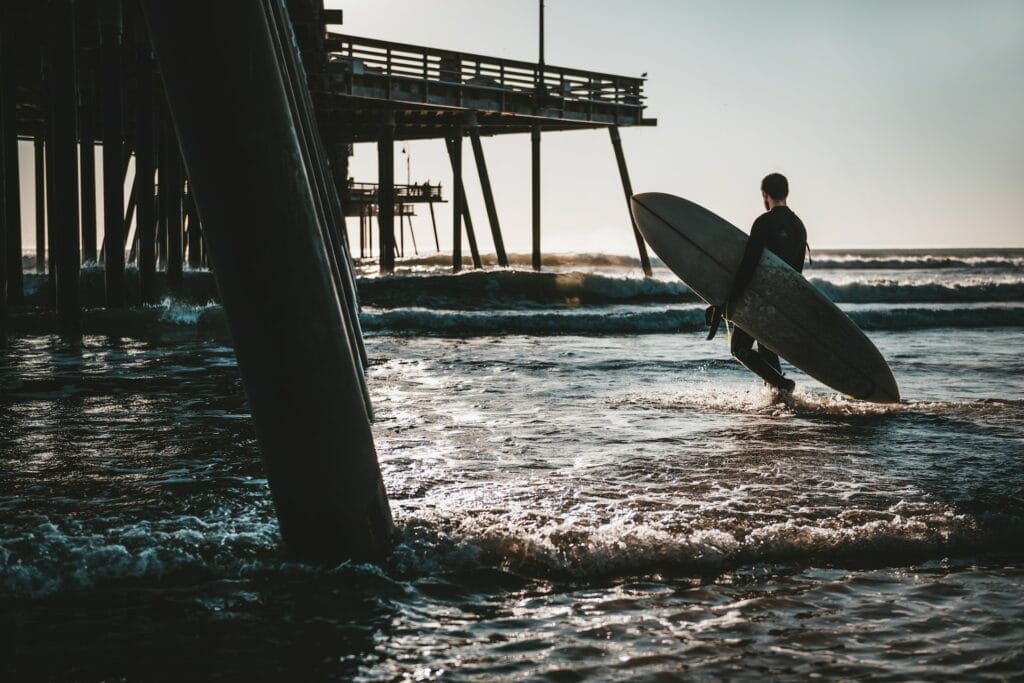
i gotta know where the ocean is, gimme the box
[2,249,1023,680]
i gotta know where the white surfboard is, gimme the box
[631,192,899,403]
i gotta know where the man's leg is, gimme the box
[757,343,782,375]
[731,328,794,391]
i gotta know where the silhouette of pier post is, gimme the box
[468,124,508,268]
[101,0,126,305]
[34,138,46,275]
[377,114,396,274]
[0,19,7,343]
[531,126,541,271]
[141,0,392,562]
[78,72,97,265]
[609,126,652,277]
[445,133,481,270]
[135,41,157,303]
[47,0,82,337]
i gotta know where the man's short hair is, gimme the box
[761,173,789,201]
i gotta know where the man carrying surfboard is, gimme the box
[712,173,807,394]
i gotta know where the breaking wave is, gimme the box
[355,271,1024,308]
[360,305,1024,336]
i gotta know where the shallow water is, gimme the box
[2,325,1023,680]
[2,251,1024,679]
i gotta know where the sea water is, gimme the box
[2,250,1022,680]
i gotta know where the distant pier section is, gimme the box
[302,18,656,274]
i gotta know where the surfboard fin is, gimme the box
[705,305,723,341]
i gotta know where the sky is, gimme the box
[15,0,1024,255]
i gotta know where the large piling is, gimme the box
[609,126,652,277]
[449,127,463,272]
[2,22,22,307]
[78,79,97,264]
[34,138,46,275]
[0,20,7,343]
[141,0,392,562]
[445,135,482,270]
[135,41,156,303]
[377,116,395,274]
[163,126,183,293]
[264,0,370,393]
[469,126,508,268]
[102,0,126,306]
[531,126,541,271]
[47,0,81,337]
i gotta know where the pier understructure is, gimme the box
[0,1,655,563]
[345,181,445,262]
[309,30,657,274]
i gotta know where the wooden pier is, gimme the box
[0,0,656,563]
[313,30,656,275]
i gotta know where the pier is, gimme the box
[0,0,654,563]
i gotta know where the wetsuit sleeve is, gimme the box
[725,221,767,311]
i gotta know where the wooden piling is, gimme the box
[449,129,463,272]
[102,0,127,306]
[377,117,395,273]
[186,190,202,269]
[47,0,82,336]
[135,44,156,303]
[609,126,652,277]
[163,126,183,293]
[469,127,508,267]
[445,135,482,270]
[531,126,541,271]
[429,200,439,252]
[141,0,392,563]
[2,25,23,306]
[34,138,46,275]
[0,22,7,342]
[78,82,97,264]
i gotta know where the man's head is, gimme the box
[761,173,788,210]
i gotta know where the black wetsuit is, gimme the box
[726,206,807,390]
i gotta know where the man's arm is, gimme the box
[723,221,767,314]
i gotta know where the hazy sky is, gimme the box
[15,0,1024,255]
[336,0,1024,253]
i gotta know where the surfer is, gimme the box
[713,173,807,394]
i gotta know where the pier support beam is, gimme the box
[78,82,97,264]
[377,116,395,274]
[445,135,482,270]
[163,126,183,293]
[428,200,439,252]
[102,0,126,306]
[0,23,7,342]
[142,0,392,563]
[469,127,508,267]
[609,126,652,277]
[47,0,82,336]
[186,190,202,268]
[34,138,46,275]
[135,44,156,303]
[2,26,22,306]
[531,126,541,271]
[449,128,463,272]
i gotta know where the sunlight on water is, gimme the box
[2,251,1023,679]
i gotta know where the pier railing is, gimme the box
[349,182,443,202]
[322,33,648,124]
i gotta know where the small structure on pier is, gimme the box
[345,180,444,259]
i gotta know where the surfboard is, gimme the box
[631,192,900,403]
